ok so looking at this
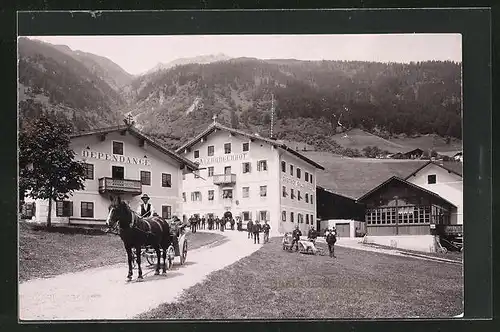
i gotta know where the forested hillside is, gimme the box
[18,38,125,131]
[18,38,462,156]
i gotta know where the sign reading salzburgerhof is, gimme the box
[198,153,248,165]
[282,174,314,191]
[81,150,152,166]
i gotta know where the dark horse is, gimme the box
[106,197,172,280]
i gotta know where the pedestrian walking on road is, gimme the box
[252,220,262,244]
[292,225,302,251]
[230,218,235,230]
[201,217,206,230]
[220,217,225,232]
[325,227,337,258]
[247,220,254,239]
[215,217,220,230]
[190,216,197,233]
[262,220,271,243]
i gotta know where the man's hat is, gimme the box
[141,194,150,200]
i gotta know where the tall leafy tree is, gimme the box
[19,112,87,227]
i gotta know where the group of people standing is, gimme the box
[246,220,271,244]
[187,215,244,233]
[287,225,338,258]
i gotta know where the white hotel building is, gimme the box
[176,122,324,235]
[22,124,198,225]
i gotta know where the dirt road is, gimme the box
[19,230,261,320]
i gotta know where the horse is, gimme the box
[106,197,172,281]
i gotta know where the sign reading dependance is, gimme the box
[81,150,152,166]
[198,153,248,165]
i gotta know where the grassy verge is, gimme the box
[140,237,463,319]
[19,222,225,282]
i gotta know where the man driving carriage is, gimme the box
[136,194,156,218]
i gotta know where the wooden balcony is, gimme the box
[98,177,142,195]
[213,174,236,185]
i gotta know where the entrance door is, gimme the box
[112,166,124,179]
[336,223,351,237]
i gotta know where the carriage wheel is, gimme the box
[166,245,175,269]
[180,241,188,265]
[146,250,157,266]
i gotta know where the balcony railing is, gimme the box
[435,224,463,236]
[213,173,236,185]
[98,177,142,195]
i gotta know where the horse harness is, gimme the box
[129,213,164,237]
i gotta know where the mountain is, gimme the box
[124,57,462,152]
[18,37,126,131]
[51,44,134,91]
[17,38,462,156]
[142,53,232,75]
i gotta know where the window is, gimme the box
[242,162,251,173]
[310,175,313,184]
[290,212,294,223]
[56,201,73,217]
[305,172,309,182]
[281,161,286,172]
[182,192,186,202]
[290,189,295,199]
[81,202,94,218]
[298,213,303,223]
[84,163,94,180]
[208,190,214,201]
[162,173,172,187]
[224,166,232,175]
[112,166,124,179]
[282,186,287,197]
[194,150,200,158]
[298,190,302,201]
[257,160,267,171]
[162,206,172,219]
[191,192,202,201]
[208,167,214,177]
[223,189,233,199]
[260,186,267,197]
[208,145,214,156]
[428,174,437,184]
[242,187,250,198]
[310,214,314,225]
[297,168,301,179]
[305,193,309,203]
[224,143,231,154]
[140,171,151,185]
[306,214,309,224]
[282,211,287,222]
[21,202,36,218]
[260,211,268,222]
[112,141,123,155]
[290,165,294,176]
[242,142,249,152]
[242,211,251,221]
[310,194,314,204]
[194,170,200,178]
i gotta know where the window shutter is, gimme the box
[69,202,73,216]
[248,163,251,173]
[257,162,260,172]
[31,203,36,216]
[21,204,27,216]
[249,211,252,220]
[266,211,270,221]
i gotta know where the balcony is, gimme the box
[213,173,236,185]
[98,177,142,195]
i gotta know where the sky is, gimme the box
[30,34,462,76]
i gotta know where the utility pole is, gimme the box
[270,93,275,139]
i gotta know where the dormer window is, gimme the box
[427,174,437,184]
[224,143,231,154]
[112,141,123,155]
[242,142,249,152]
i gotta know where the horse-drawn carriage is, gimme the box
[140,223,188,269]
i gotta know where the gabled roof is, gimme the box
[317,185,358,202]
[403,148,424,154]
[405,161,462,179]
[70,124,199,171]
[175,122,325,170]
[356,176,457,207]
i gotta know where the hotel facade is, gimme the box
[22,124,198,225]
[177,122,324,235]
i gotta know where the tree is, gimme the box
[19,112,87,227]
